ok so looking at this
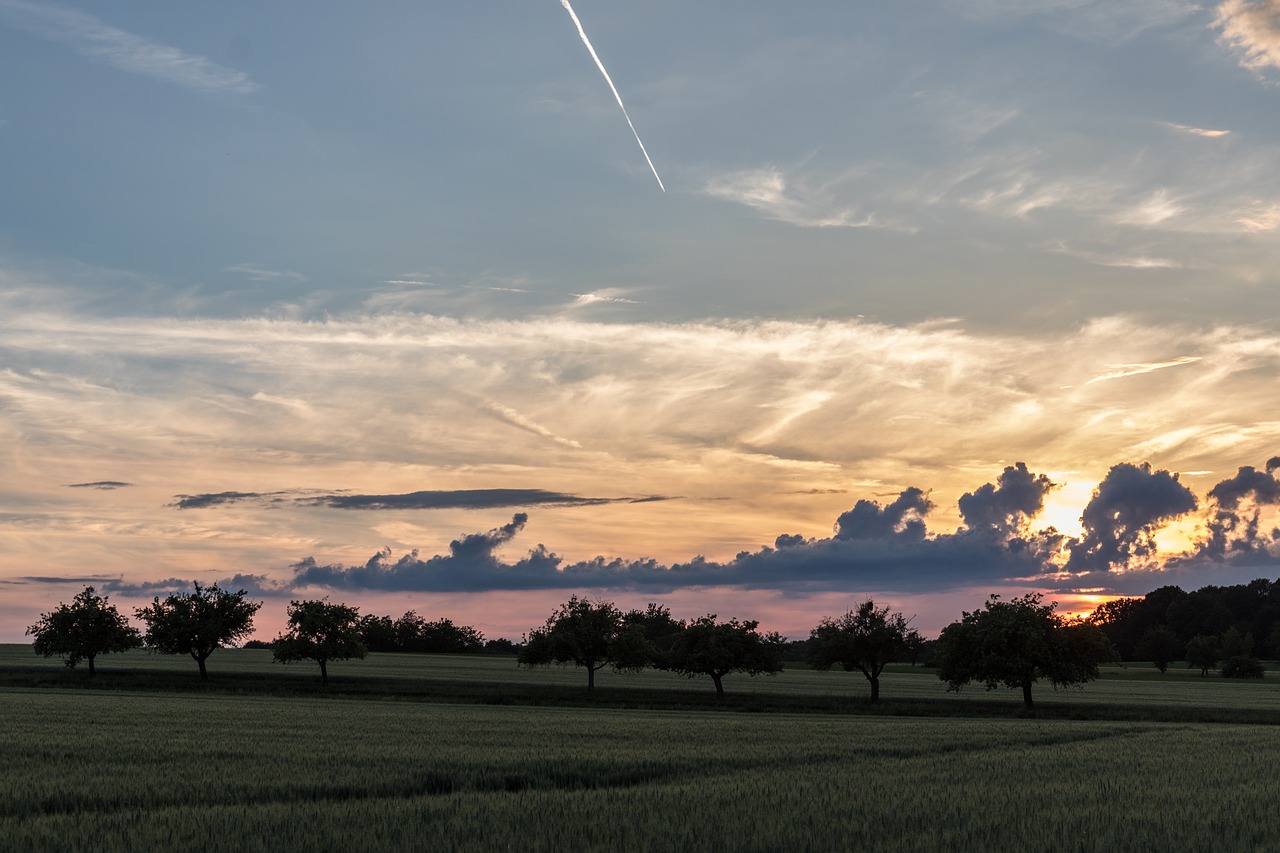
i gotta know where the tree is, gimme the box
[936,593,1113,709]
[1134,626,1180,673]
[618,603,686,670]
[666,615,784,698]
[808,600,910,703]
[419,618,484,653]
[356,613,397,652]
[1185,634,1220,676]
[1220,626,1254,658]
[135,583,261,680]
[517,596,631,691]
[273,600,367,685]
[903,629,927,666]
[1221,655,1265,678]
[27,586,141,676]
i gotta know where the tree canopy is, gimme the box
[808,600,910,703]
[273,600,367,685]
[936,593,1113,709]
[135,583,261,680]
[27,586,141,676]
[666,615,784,697]
[518,596,634,691]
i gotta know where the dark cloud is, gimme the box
[100,573,293,598]
[290,486,1048,595]
[1200,457,1280,559]
[1066,462,1198,572]
[16,575,118,584]
[172,488,669,511]
[65,481,132,490]
[67,460,1269,601]
[306,489,662,511]
[833,487,932,542]
[958,463,1056,536]
[172,491,273,509]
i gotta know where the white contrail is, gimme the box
[559,0,665,192]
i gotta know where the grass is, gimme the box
[4,644,1280,723]
[4,690,1280,851]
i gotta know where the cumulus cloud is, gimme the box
[1066,462,1199,571]
[284,481,1060,594]
[958,463,1057,537]
[834,488,933,542]
[47,458,1280,602]
[1197,455,1280,557]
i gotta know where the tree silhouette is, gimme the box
[1135,626,1180,673]
[809,600,910,703]
[273,600,367,685]
[135,583,260,680]
[936,593,1112,709]
[666,615,784,697]
[518,596,631,691]
[27,586,140,676]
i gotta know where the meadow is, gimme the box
[4,645,1280,851]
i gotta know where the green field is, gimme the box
[4,645,1280,851]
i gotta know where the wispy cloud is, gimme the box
[704,167,884,229]
[570,290,640,307]
[226,264,307,283]
[1214,0,1280,76]
[1161,121,1231,138]
[1086,356,1202,384]
[0,0,260,95]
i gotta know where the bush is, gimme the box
[1220,655,1265,679]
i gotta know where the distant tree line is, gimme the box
[24,578,1280,702]
[1087,579,1280,677]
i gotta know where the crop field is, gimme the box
[5,645,1280,851]
[4,688,1280,852]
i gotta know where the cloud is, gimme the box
[570,291,641,306]
[703,167,884,229]
[307,489,666,511]
[226,264,308,283]
[1197,456,1280,558]
[1085,356,1201,384]
[958,463,1057,537]
[1161,122,1231,138]
[834,488,933,542]
[65,481,131,490]
[0,0,260,95]
[172,491,278,510]
[1066,462,1199,571]
[287,483,1058,594]
[1214,0,1280,76]
[171,488,667,511]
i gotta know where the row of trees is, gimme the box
[34,584,1268,706]
[1088,579,1280,661]
[515,593,1113,708]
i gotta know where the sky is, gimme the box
[4,0,1280,643]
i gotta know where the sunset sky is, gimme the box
[4,0,1280,643]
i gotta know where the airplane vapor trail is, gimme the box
[559,0,665,192]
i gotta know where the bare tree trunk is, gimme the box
[712,673,724,697]
[87,654,96,678]
[869,675,880,703]
[319,659,328,686]
[1021,680,1034,709]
